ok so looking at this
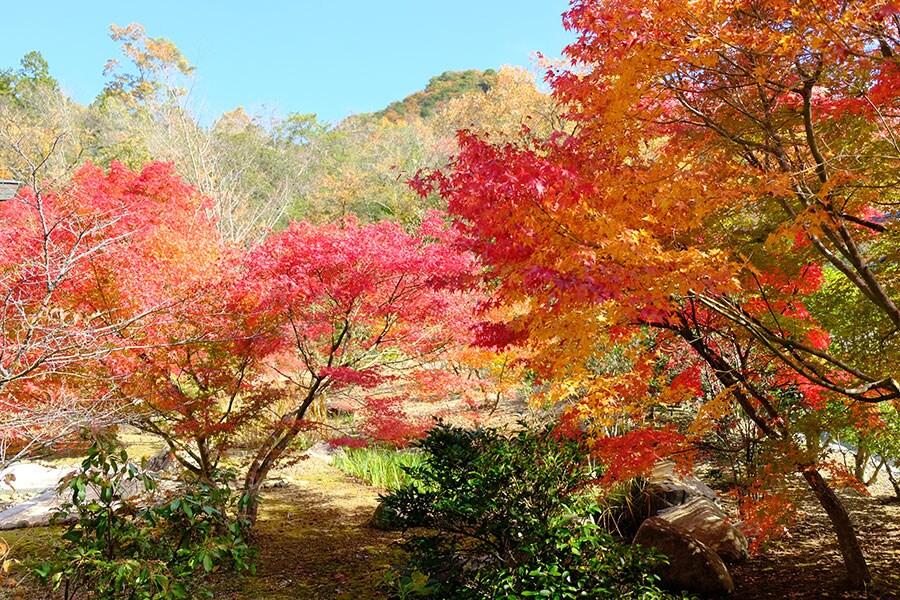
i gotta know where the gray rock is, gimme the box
[657,497,748,563]
[646,461,718,513]
[371,500,401,531]
[144,447,177,473]
[0,488,66,530]
[304,441,346,463]
[633,517,735,597]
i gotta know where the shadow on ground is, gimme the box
[210,459,403,600]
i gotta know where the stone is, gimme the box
[263,479,289,489]
[304,441,345,464]
[0,489,66,530]
[646,461,718,513]
[633,517,735,597]
[657,497,748,563]
[144,447,177,473]
[370,500,401,531]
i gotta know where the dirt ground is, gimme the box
[724,488,900,600]
[206,457,403,599]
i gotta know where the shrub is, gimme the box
[33,434,255,599]
[381,423,677,599]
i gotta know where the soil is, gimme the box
[723,486,900,600]
[208,457,404,599]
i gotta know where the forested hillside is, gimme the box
[0,27,556,242]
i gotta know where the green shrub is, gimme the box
[33,434,255,599]
[381,423,677,599]
[332,446,426,489]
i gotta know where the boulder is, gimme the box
[371,499,402,531]
[304,441,345,464]
[646,461,718,513]
[657,497,748,563]
[633,517,734,597]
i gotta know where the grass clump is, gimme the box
[332,446,426,490]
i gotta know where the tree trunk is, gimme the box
[864,457,885,487]
[853,445,869,481]
[240,381,323,526]
[240,425,302,525]
[801,467,871,588]
[885,462,900,499]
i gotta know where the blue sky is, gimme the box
[2,1,574,124]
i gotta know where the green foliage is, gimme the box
[274,111,328,146]
[0,51,59,104]
[33,434,255,599]
[332,446,426,490]
[381,423,674,599]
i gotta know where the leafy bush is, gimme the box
[381,423,675,599]
[332,446,426,489]
[33,434,255,599]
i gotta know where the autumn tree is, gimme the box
[291,115,451,225]
[0,161,216,467]
[91,24,307,244]
[419,0,900,588]
[435,65,565,142]
[0,180,120,465]
[72,161,273,480]
[108,270,281,481]
[82,179,486,521]
[0,52,87,191]
[102,23,194,107]
[234,215,479,521]
[374,69,498,123]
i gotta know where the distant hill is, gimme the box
[373,69,498,122]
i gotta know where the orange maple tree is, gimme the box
[419,0,900,586]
